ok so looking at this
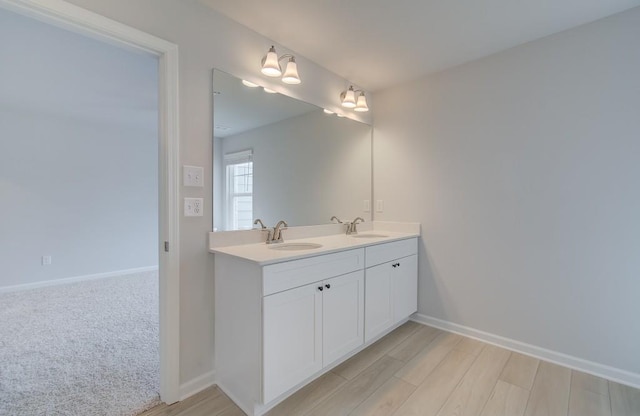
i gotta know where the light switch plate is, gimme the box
[363,200,370,212]
[183,165,204,187]
[376,199,384,213]
[184,198,204,217]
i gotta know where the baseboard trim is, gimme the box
[180,370,216,401]
[412,313,640,389]
[0,266,159,293]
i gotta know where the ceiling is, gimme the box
[199,0,640,91]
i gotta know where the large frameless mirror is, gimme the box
[212,69,372,231]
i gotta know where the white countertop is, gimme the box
[209,231,419,266]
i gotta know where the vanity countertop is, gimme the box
[209,231,419,266]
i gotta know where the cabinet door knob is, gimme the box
[318,286,324,291]
[325,284,331,289]
[397,262,401,267]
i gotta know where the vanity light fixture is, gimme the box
[260,45,301,85]
[354,91,369,112]
[340,85,369,112]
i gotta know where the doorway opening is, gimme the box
[0,0,180,411]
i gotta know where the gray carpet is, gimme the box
[0,270,161,416]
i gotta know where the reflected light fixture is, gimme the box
[242,80,259,88]
[260,45,301,85]
[323,109,335,115]
[340,85,369,112]
[263,87,277,94]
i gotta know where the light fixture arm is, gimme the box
[340,85,365,98]
[260,53,295,67]
[278,54,295,62]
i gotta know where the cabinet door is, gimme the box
[322,270,364,365]
[364,262,394,343]
[393,254,418,322]
[263,283,323,403]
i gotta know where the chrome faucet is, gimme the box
[270,220,289,244]
[346,217,365,235]
[330,216,343,224]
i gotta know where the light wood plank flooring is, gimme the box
[141,322,640,416]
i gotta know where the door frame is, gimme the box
[0,0,181,403]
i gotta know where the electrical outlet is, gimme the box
[42,255,52,265]
[183,165,204,187]
[363,199,370,212]
[184,197,204,217]
[376,199,384,213]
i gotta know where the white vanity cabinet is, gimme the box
[364,238,418,342]
[213,235,418,416]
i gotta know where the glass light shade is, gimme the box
[263,87,277,94]
[341,86,356,108]
[261,46,282,77]
[354,92,369,112]
[281,58,301,84]
[242,80,259,88]
[323,109,334,115]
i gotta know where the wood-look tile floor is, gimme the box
[141,322,640,416]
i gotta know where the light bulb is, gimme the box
[282,57,301,84]
[341,86,356,108]
[261,46,282,77]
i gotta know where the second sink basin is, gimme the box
[350,234,389,239]
[269,242,323,251]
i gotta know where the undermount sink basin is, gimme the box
[350,234,389,239]
[268,242,323,251]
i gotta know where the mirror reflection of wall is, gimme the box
[212,69,372,231]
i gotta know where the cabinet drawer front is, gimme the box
[365,238,417,268]
[263,248,365,296]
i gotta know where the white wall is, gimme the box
[0,9,158,288]
[220,110,371,228]
[374,7,640,376]
[49,0,370,385]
